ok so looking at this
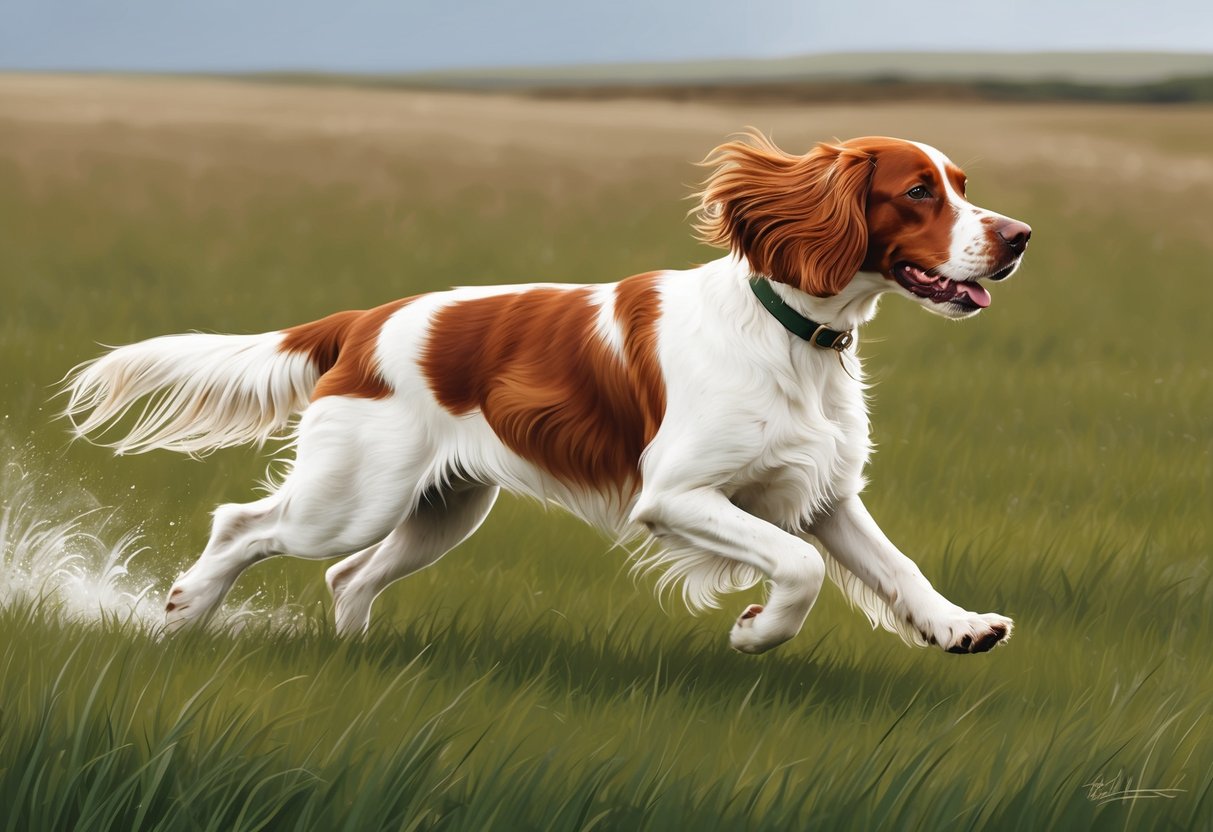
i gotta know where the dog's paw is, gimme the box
[922,611,1013,655]
[162,575,223,633]
[729,604,768,654]
[163,585,197,632]
[730,603,808,655]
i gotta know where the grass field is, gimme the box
[1,75,1211,830]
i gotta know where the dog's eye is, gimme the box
[907,185,931,200]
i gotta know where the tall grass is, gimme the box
[0,78,1210,829]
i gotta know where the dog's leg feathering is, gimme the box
[811,494,1013,654]
[632,487,826,654]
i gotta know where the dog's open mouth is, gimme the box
[892,262,991,310]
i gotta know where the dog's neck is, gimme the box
[755,268,889,333]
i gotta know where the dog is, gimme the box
[63,132,1030,654]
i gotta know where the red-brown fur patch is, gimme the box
[695,130,874,297]
[850,137,957,275]
[280,309,363,375]
[421,274,666,491]
[613,272,666,448]
[281,299,415,400]
[943,163,968,197]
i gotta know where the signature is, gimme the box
[1083,772,1185,805]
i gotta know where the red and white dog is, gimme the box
[64,133,1030,655]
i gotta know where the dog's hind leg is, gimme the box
[164,396,425,631]
[325,484,499,636]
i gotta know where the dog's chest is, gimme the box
[730,360,871,528]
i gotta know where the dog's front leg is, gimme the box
[632,486,825,653]
[810,494,1012,654]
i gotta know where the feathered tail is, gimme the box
[61,311,359,456]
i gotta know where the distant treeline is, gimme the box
[242,70,1213,104]
[516,74,1213,105]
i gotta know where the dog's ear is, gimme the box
[694,131,873,297]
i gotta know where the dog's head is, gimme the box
[695,132,1031,319]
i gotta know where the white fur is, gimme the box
[590,281,625,360]
[65,251,1013,653]
[62,332,315,456]
[912,140,1024,284]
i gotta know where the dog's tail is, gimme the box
[61,310,363,456]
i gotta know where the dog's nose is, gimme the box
[996,219,1032,254]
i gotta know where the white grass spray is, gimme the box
[0,450,307,634]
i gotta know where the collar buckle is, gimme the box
[812,325,854,352]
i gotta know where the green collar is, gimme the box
[749,277,854,352]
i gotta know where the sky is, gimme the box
[3,0,1211,73]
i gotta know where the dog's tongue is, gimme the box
[953,281,991,308]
